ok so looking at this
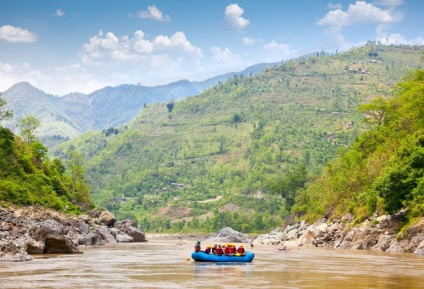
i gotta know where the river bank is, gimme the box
[253,212,424,255]
[0,205,146,262]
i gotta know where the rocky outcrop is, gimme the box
[253,212,424,255]
[206,227,250,243]
[0,205,147,262]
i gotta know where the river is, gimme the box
[1,239,423,288]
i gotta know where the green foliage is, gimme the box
[51,44,424,232]
[293,68,424,222]
[16,114,41,144]
[0,126,93,212]
[0,94,13,122]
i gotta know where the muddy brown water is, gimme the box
[1,239,423,288]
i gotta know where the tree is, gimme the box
[166,102,174,113]
[0,94,13,122]
[66,150,91,207]
[267,164,308,210]
[16,114,41,143]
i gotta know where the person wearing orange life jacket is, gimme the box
[237,244,246,256]
[215,244,223,256]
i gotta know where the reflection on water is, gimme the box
[0,240,423,288]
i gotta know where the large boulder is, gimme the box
[29,224,81,254]
[207,227,250,243]
[97,211,116,227]
[115,220,146,242]
[96,226,117,243]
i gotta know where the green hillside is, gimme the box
[0,102,93,212]
[293,68,424,227]
[52,44,424,233]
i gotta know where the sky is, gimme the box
[0,0,423,96]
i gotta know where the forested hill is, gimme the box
[52,44,424,233]
[0,124,92,213]
[293,68,424,226]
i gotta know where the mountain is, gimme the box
[51,44,424,234]
[1,62,276,147]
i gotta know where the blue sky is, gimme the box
[0,0,423,95]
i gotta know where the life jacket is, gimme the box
[224,246,230,255]
[237,247,245,254]
[228,246,236,254]
[194,244,201,252]
[204,248,211,254]
[211,247,217,254]
[215,247,223,255]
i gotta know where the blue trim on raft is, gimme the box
[191,251,255,262]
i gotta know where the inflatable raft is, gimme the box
[191,251,255,262]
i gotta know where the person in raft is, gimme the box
[215,244,223,256]
[204,245,212,254]
[228,243,236,256]
[194,240,201,252]
[211,244,217,254]
[237,244,246,256]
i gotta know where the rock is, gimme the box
[371,234,394,251]
[116,233,134,242]
[115,220,146,242]
[40,219,68,235]
[0,241,20,254]
[44,233,81,254]
[414,240,424,255]
[207,227,250,243]
[90,208,100,218]
[25,238,45,254]
[77,233,104,246]
[0,252,33,262]
[30,224,81,254]
[96,226,117,243]
[98,211,116,227]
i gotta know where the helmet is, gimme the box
[240,245,243,247]
[197,240,201,244]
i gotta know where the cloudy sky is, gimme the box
[0,0,423,95]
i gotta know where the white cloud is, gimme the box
[262,41,297,62]
[224,4,250,31]
[327,3,343,10]
[377,33,424,45]
[153,32,202,57]
[81,30,202,65]
[137,5,170,22]
[317,1,394,27]
[243,37,256,45]
[0,25,37,43]
[55,9,64,17]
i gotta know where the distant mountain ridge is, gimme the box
[1,62,276,147]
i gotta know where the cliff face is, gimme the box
[0,206,147,262]
[253,212,424,255]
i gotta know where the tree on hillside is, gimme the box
[267,164,308,210]
[0,94,13,122]
[66,150,91,208]
[16,114,41,143]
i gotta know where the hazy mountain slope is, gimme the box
[52,44,424,233]
[1,62,274,147]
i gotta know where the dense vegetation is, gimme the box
[0,96,93,213]
[293,68,424,227]
[51,44,424,233]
